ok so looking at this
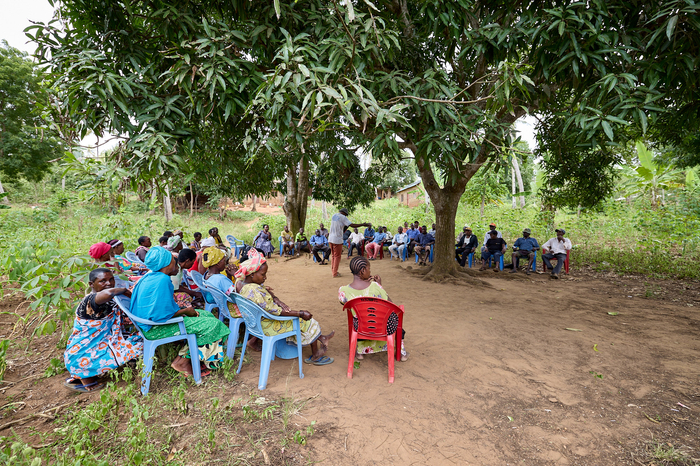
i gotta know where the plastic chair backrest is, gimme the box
[189,270,214,303]
[126,251,145,266]
[343,296,403,339]
[230,293,268,339]
[226,234,244,246]
[204,283,232,317]
[113,295,186,334]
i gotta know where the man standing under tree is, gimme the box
[328,208,370,278]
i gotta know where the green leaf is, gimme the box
[635,141,654,170]
[274,0,281,19]
[666,15,678,40]
[601,120,614,141]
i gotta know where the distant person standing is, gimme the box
[542,228,572,279]
[319,223,329,238]
[328,208,370,278]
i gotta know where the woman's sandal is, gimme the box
[312,356,334,366]
[64,379,105,393]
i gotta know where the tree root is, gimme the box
[403,264,492,287]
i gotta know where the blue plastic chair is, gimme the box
[113,295,201,396]
[455,250,476,268]
[187,271,217,314]
[226,235,245,258]
[514,250,538,272]
[201,284,243,359]
[230,293,304,390]
[125,251,146,267]
[414,246,434,263]
[278,235,295,256]
[487,254,505,270]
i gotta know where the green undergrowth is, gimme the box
[0,363,317,465]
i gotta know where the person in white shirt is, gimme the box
[329,208,370,278]
[482,222,502,248]
[389,226,408,261]
[541,228,572,279]
[347,228,364,258]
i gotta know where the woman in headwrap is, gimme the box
[64,268,143,392]
[235,249,335,365]
[130,247,230,377]
[108,239,146,274]
[253,224,274,258]
[90,242,122,272]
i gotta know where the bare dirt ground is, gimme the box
[1,254,699,465]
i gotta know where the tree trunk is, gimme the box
[283,158,310,234]
[189,182,194,217]
[511,168,516,208]
[512,156,525,208]
[251,195,257,212]
[321,200,328,220]
[163,186,173,223]
[149,182,158,214]
[480,194,485,218]
[0,179,8,204]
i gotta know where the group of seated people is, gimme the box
[69,224,411,392]
[454,222,572,278]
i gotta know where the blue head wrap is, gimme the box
[144,246,173,271]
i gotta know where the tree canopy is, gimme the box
[0,41,63,183]
[31,0,700,279]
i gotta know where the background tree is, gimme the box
[0,41,63,202]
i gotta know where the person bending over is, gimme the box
[235,249,335,365]
[338,256,408,361]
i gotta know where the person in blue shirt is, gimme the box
[415,226,435,266]
[364,228,387,260]
[310,229,331,265]
[509,228,540,275]
[363,224,376,244]
[405,223,420,255]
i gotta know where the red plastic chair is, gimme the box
[343,297,404,383]
[542,249,571,274]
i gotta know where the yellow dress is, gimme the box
[239,283,321,345]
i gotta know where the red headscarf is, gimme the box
[89,242,112,260]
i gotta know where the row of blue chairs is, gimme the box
[113,269,305,395]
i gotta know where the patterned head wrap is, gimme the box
[144,246,174,271]
[202,246,225,268]
[167,236,183,249]
[234,248,266,279]
[89,242,112,260]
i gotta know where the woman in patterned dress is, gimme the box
[64,268,143,392]
[338,256,408,362]
[235,249,335,365]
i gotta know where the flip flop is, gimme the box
[312,356,334,366]
[304,356,315,365]
[64,380,105,393]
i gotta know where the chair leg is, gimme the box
[237,331,249,374]
[186,335,202,384]
[387,335,395,384]
[258,338,274,390]
[140,342,157,396]
[295,329,304,380]
[347,332,358,379]
[226,319,243,360]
